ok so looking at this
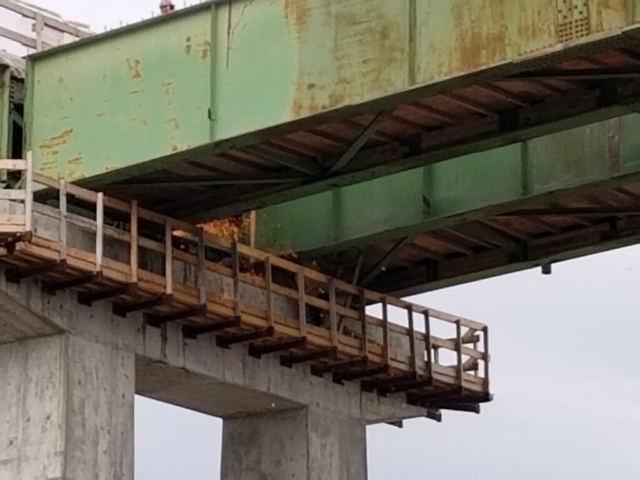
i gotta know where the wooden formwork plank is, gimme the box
[0,190,26,201]
[0,159,27,170]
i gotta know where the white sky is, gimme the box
[8,1,640,479]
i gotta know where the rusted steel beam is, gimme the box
[407,387,464,406]
[216,326,275,349]
[41,272,100,295]
[5,260,64,284]
[378,378,433,396]
[248,337,307,359]
[332,365,389,385]
[310,357,368,378]
[280,347,337,368]
[144,305,207,328]
[113,294,172,318]
[361,373,420,393]
[78,283,136,306]
[426,409,442,422]
[182,317,241,339]
[430,403,481,414]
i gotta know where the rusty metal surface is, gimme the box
[27,6,212,182]
[23,0,640,219]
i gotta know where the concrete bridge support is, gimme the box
[0,334,134,479]
[0,267,423,479]
[222,407,367,480]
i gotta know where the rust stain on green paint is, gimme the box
[184,36,192,55]
[125,58,143,80]
[68,155,83,166]
[39,129,73,151]
[94,111,107,119]
[162,82,176,95]
[40,160,58,173]
[198,40,212,60]
[284,0,309,34]
[168,118,180,130]
[287,4,405,118]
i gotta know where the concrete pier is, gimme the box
[0,334,134,479]
[222,407,367,480]
[0,269,425,478]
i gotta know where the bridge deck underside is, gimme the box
[331,181,640,295]
[106,38,640,220]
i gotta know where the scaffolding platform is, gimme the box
[0,156,491,416]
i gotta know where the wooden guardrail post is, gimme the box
[456,319,464,391]
[297,268,307,338]
[58,179,67,262]
[407,305,417,373]
[424,309,433,380]
[25,152,33,233]
[359,287,368,358]
[130,201,138,284]
[164,220,173,296]
[232,241,241,318]
[95,192,104,273]
[265,256,274,328]
[329,278,338,348]
[382,296,390,367]
[483,325,490,394]
[196,226,206,306]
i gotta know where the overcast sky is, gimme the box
[10,1,640,478]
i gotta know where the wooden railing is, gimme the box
[0,155,491,414]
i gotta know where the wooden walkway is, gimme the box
[0,156,491,418]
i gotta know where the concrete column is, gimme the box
[0,334,135,480]
[221,407,367,480]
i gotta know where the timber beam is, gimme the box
[216,327,275,349]
[144,305,207,328]
[280,347,338,368]
[41,272,101,295]
[78,284,137,306]
[182,317,241,339]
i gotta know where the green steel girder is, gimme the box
[23,0,640,218]
[255,114,640,255]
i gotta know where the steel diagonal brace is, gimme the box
[327,109,391,175]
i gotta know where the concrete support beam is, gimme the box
[0,334,135,479]
[222,407,366,480]
[0,273,425,424]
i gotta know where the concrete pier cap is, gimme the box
[0,274,426,479]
